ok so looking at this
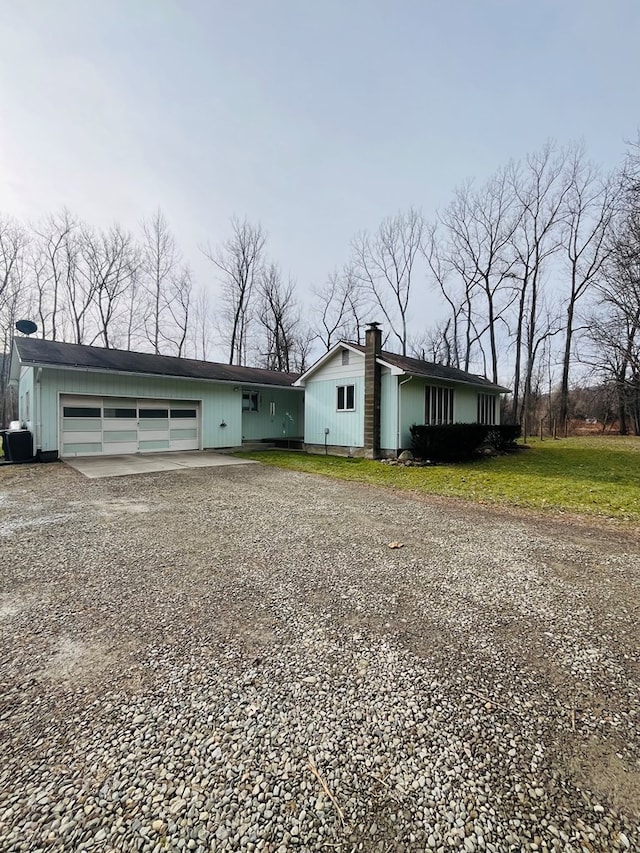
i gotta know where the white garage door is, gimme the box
[60,396,200,457]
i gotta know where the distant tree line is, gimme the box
[1,137,639,432]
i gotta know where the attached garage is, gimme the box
[9,338,304,461]
[60,396,200,457]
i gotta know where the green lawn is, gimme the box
[237,436,640,523]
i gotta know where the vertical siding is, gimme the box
[399,379,426,448]
[309,348,365,380]
[399,379,501,446]
[241,387,304,440]
[19,366,35,435]
[304,376,364,448]
[380,371,398,452]
[37,369,245,452]
[302,349,366,448]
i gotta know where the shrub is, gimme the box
[410,423,489,462]
[484,424,521,451]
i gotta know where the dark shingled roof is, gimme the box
[13,337,301,388]
[349,344,509,392]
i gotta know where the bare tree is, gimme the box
[81,224,138,348]
[557,150,619,425]
[508,142,570,423]
[439,168,521,383]
[422,222,463,368]
[190,285,215,361]
[255,264,301,372]
[584,149,640,433]
[202,217,266,365]
[0,217,30,424]
[31,209,77,341]
[352,208,424,355]
[61,226,96,345]
[140,209,181,354]
[121,263,146,351]
[162,265,192,357]
[312,266,364,351]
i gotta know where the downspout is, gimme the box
[397,375,413,456]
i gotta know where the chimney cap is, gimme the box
[366,321,381,329]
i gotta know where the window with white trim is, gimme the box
[425,385,454,425]
[337,384,355,411]
[341,349,350,366]
[242,392,259,412]
[477,393,497,425]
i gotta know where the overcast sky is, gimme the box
[1,0,638,336]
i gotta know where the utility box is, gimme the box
[1,429,34,462]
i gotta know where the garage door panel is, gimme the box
[62,430,103,443]
[138,419,170,431]
[170,428,197,440]
[170,438,199,451]
[139,439,171,451]
[103,442,138,454]
[103,429,138,442]
[63,441,103,455]
[62,418,102,432]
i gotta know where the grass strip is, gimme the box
[236,436,640,523]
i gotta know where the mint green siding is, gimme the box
[380,371,398,452]
[240,386,304,441]
[18,366,35,434]
[36,368,240,453]
[302,348,366,449]
[398,379,500,447]
[31,368,303,454]
[398,379,426,448]
[304,376,364,447]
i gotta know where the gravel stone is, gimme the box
[0,461,639,852]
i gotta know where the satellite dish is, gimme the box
[15,320,38,335]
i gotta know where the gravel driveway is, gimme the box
[0,461,638,852]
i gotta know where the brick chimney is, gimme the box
[364,322,382,458]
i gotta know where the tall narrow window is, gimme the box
[337,384,355,411]
[341,349,350,366]
[424,386,454,425]
[477,393,497,425]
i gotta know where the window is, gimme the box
[139,408,169,418]
[477,393,497,425]
[170,408,197,419]
[104,407,137,419]
[341,349,350,366]
[63,405,101,418]
[25,391,30,421]
[242,392,259,412]
[425,386,454,425]
[337,384,355,411]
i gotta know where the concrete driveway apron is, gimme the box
[64,451,257,479]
